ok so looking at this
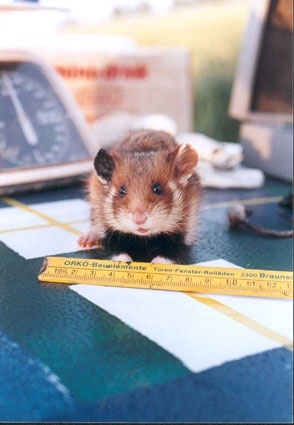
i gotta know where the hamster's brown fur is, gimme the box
[78,129,202,263]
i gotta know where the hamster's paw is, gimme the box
[151,256,175,264]
[111,252,133,262]
[78,232,100,249]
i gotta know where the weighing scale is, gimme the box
[0,50,97,194]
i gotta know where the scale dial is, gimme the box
[0,59,93,170]
[0,51,96,194]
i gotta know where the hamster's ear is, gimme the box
[94,149,115,184]
[168,143,198,182]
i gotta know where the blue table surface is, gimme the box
[0,176,292,422]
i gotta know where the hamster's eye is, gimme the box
[152,183,163,195]
[119,186,127,196]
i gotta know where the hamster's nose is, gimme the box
[130,210,147,225]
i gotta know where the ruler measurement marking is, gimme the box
[48,267,291,286]
[39,258,293,299]
[49,265,289,282]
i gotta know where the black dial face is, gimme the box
[0,61,90,170]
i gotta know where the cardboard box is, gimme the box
[47,45,193,135]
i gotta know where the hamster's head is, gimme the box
[94,143,198,237]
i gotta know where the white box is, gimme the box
[46,42,193,135]
[240,122,293,182]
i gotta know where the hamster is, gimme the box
[78,129,202,263]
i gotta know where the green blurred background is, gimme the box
[82,0,250,142]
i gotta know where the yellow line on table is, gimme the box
[0,219,88,235]
[188,293,293,351]
[0,223,53,234]
[202,196,282,210]
[1,197,81,235]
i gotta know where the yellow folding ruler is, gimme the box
[38,256,293,299]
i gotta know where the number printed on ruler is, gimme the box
[38,257,294,299]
